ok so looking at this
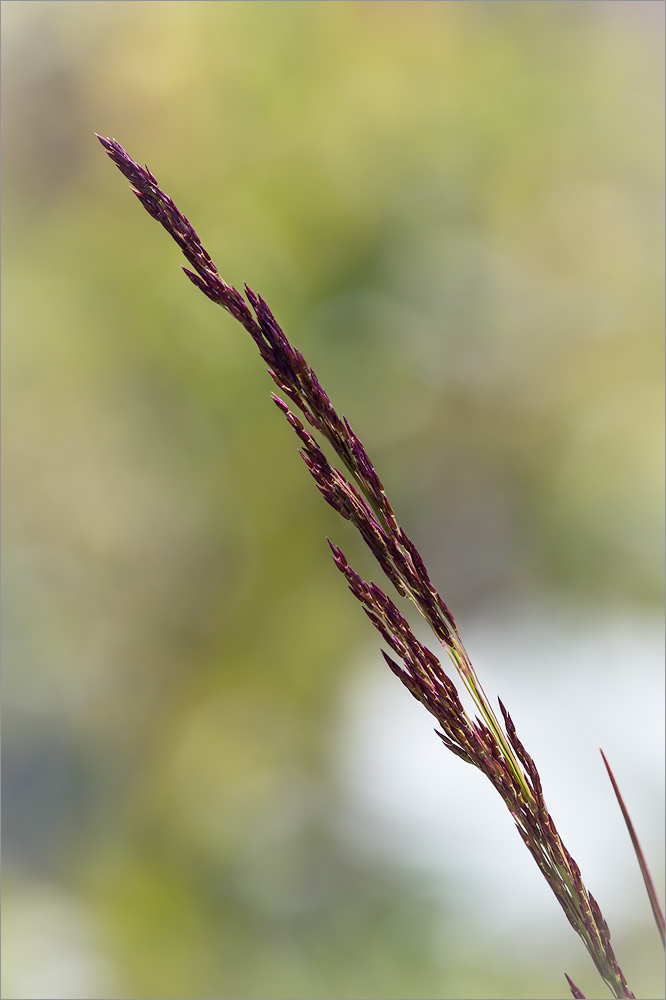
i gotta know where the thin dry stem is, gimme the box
[600,748,665,946]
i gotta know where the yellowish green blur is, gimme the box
[2,3,663,998]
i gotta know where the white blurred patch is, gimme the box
[1,884,119,1000]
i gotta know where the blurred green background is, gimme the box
[2,2,664,998]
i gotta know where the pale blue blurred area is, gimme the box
[2,2,664,998]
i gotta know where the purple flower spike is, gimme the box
[99,136,639,1000]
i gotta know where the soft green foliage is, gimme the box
[2,3,663,999]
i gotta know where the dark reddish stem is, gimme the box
[600,748,665,946]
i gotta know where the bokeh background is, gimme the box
[2,2,664,998]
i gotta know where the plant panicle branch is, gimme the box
[97,134,637,1000]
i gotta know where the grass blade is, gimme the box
[600,747,665,946]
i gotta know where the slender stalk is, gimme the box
[600,748,665,946]
[97,135,637,1000]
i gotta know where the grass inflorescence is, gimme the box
[98,134,651,1000]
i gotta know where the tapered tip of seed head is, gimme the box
[327,539,347,566]
[96,134,122,156]
[564,973,586,998]
[244,283,259,309]
[271,395,304,434]
[380,648,404,678]
[271,393,289,413]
